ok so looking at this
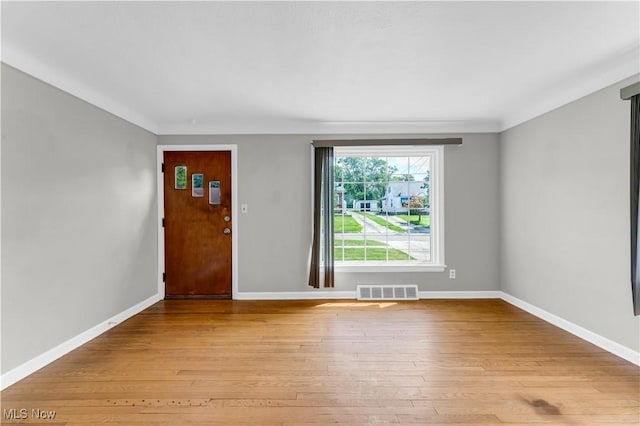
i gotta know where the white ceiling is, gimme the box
[2,1,639,135]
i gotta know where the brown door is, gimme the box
[163,151,232,298]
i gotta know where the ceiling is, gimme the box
[2,1,638,135]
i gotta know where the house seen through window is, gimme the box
[333,145,444,270]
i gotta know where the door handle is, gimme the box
[223,228,231,234]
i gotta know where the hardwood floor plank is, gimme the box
[2,299,638,425]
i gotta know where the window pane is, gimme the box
[336,157,364,184]
[364,157,388,179]
[334,157,343,183]
[410,156,430,174]
[344,183,364,210]
[389,173,409,182]
[332,148,441,266]
[365,183,385,206]
[387,156,409,175]
[333,212,362,234]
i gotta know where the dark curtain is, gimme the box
[631,95,640,316]
[309,147,334,288]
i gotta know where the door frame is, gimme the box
[156,144,239,300]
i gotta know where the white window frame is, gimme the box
[333,145,446,272]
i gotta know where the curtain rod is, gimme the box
[621,81,640,100]
[312,138,462,147]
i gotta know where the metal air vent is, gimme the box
[357,285,419,301]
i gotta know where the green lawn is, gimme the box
[335,239,385,247]
[334,239,413,261]
[396,214,430,227]
[354,212,404,233]
[334,214,362,233]
[335,247,414,261]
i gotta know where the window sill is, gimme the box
[335,263,446,273]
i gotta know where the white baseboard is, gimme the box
[420,290,503,299]
[0,293,161,390]
[234,291,356,300]
[234,290,502,300]
[500,292,640,367]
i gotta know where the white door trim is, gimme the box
[156,144,239,299]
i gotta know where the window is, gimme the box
[333,145,445,271]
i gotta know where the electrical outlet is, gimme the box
[449,269,456,279]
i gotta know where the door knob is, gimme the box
[223,228,231,234]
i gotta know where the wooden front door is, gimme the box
[163,151,232,298]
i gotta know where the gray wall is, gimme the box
[158,133,501,294]
[500,75,640,352]
[1,65,158,373]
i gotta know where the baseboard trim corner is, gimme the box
[0,293,161,390]
[500,292,640,366]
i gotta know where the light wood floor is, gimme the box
[1,299,638,425]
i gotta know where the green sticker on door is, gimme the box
[209,181,221,205]
[175,165,187,189]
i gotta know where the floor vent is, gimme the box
[357,285,419,301]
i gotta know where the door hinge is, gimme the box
[162,272,166,282]
[162,218,165,227]
[161,163,165,173]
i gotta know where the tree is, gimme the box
[420,169,431,209]
[403,195,426,222]
[334,157,397,208]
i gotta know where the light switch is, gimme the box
[241,204,248,214]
